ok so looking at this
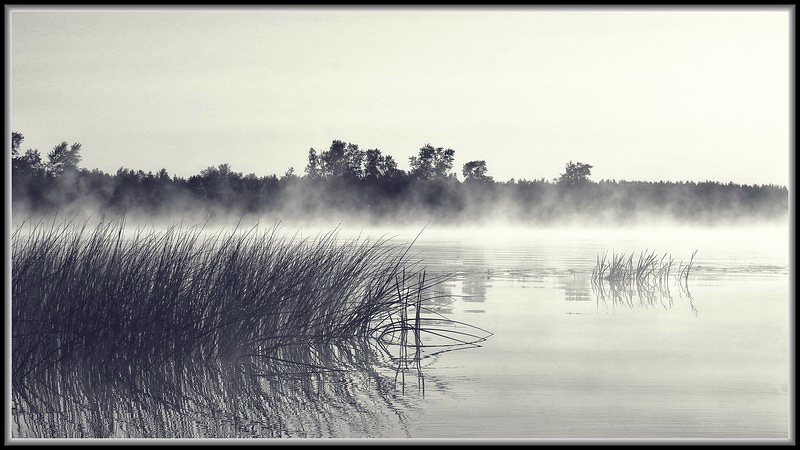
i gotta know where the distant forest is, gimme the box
[10,133,789,225]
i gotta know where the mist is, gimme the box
[10,167,789,236]
[10,136,789,232]
[9,7,793,441]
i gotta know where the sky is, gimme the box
[8,6,792,186]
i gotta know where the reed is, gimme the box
[12,217,481,385]
[591,249,697,289]
[591,249,698,315]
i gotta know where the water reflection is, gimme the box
[558,272,593,303]
[13,320,490,439]
[429,279,456,315]
[390,235,788,438]
[461,270,489,303]
[591,273,697,316]
[15,230,788,439]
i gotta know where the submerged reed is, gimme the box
[11,217,488,385]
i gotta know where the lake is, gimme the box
[10,224,791,440]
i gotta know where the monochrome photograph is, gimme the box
[7,5,792,443]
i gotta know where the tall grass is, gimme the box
[12,217,485,386]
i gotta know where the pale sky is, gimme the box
[8,7,792,186]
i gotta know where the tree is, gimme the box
[341,143,364,180]
[11,132,45,177]
[364,148,401,180]
[317,140,365,180]
[157,168,170,182]
[305,148,322,179]
[409,144,455,180]
[556,161,593,186]
[364,148,382,180]
[17,150,45,175]
[11,132,49,210]
[282,167,298,181]
[46,141,82,177]
[191,163,243,202]
[382,155,401,178]
[462,160,493,183]
[11,132,24,157]
[320,140,346,178]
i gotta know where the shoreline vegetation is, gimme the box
[11,216,491,389]
[11,133,789,226]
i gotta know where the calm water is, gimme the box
[402,227,790,439]
[11,225,791,440]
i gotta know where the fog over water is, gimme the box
[8,6,792,441]
[10,211,791,439]
[9,189,791,439]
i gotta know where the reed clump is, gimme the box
[591,249,697,289]
[12,217,475,385]
[590,249,698,314]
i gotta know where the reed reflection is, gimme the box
[590,250,698,315]
[13,318,490,439]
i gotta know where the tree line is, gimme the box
[10,133,788,225]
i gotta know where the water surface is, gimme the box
[12,225,791,439]
[400,226,790,439]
